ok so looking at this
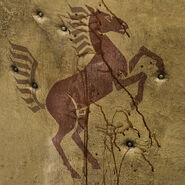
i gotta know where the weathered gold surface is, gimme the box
[0,0,185,185]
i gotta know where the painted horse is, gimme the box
[46,5,165,178]
[9,4,165,179]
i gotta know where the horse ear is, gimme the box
[85,5,95,13]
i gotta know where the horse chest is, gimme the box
[84,60,113,103]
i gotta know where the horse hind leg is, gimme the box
[72,119,100,169]
[52,124,81,179]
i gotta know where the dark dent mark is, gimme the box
[36,10,44,18]
[31,82,38,89]
[12,65,19,73]
[125,139,135,148]
[157,71,165,79]
[60,25,68,32]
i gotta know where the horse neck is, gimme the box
[88,14,108,51]
[89,28,117,68]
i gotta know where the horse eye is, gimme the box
[105,16,111,22]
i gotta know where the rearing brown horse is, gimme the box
[46,5,164,179]
[9,4,165,179]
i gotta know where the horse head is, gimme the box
[86,5,130,37]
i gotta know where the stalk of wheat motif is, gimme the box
[9,41,45,112]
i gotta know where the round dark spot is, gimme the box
[150,61,153,65]
[95,153,98,156]
[31,82,38,89]
[74,34,77,37]
[99,3,101,6]
[60,25,68,32]
[140,65,143,68]
[36,10,44,18]
[12,65,19,73]
[158,74,164,79]
[157,72,165,80]
[75,13,78,16]
[117,71,123,77]
[125,140,134,148]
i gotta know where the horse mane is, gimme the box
[58,1,129,60]
[58,5,95,59]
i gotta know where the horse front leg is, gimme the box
[114,72,147,106]
[129,46,165,73]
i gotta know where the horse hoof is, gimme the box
[130,99,140,110]
[92,161,101,169]
[130,102,136,110]
[71,170,81,179]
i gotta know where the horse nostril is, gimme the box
[121,22,128,29]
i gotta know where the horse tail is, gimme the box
[8,41,45,113]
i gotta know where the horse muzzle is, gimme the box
[118,29,130,37]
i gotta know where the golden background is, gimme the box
[0,0,185,184]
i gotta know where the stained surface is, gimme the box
[0,0,185,185]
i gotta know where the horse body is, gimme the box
[46,55,112,107]
[46,30,130,130]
